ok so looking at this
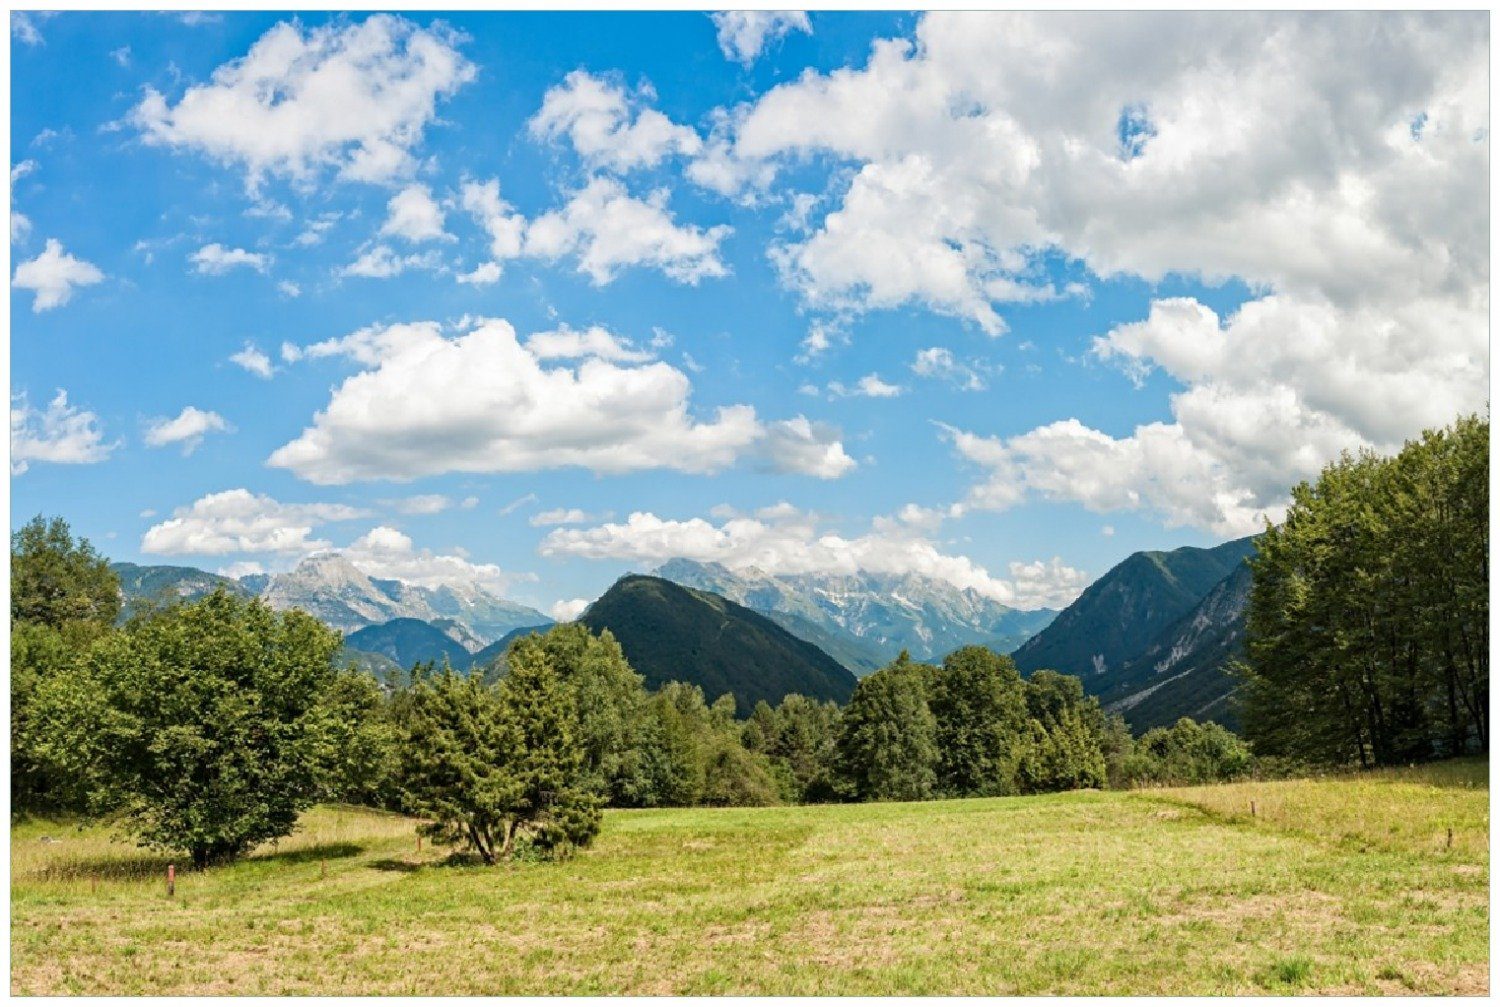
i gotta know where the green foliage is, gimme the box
[1120,717,1252,786]
[1014,710,1107,793]
[505,624,658,806]
[835,653,939,801]
[11,515,121,631]
[641,682,780,807]
[1243,415,1488,766]
[28,590,349,866]
[741,694,843,803]
[929,646,1028,796]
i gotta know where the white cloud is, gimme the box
[497,492,539,517]
[911,346,988,391]
[10,391,115,475]
[229,343,275,379]
[530,70,702,172]
[456,261,501,285]
[130,15,474,190]
[380,183,449,242]
[827,373,904,398]
[341,525,518,592]
[191,243,270,274]
[523,324,653,363]
[692,12,1486,531]
[143,405,231,454]
[458,177,526,267]
[524,176,730,285]
[12,239,104,311]
[277,280,302,297]
[530,508,597,527]
[541,503,1084,609]
[699,13,1485,332]
[760,417,857,479]
[217,561,266,579]
[269,317,847,484]
[712,11,812,65]
[549,597,590,622]
[11,159,37,184]
[142,488,367,556]
[111,45,131,68]
[11,212,32,244]
[340,244,440,279]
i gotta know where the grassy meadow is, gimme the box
[11,761,1489,995]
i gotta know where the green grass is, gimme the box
[11,761,1488,995]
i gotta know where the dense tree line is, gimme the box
[12,515,1257,868]
[1242,416,1488,766]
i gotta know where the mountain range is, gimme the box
[652,559,1056,668]
[111,534,1261,733]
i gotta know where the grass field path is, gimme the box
[11,763,1488,994]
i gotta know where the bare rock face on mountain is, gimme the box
[1100,562,1253,731]
[255,553,548,641]
[652,559,1055,669]
[1011,537,1256,682]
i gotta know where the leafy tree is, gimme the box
[11,516,122,815]
[835,653,938,801]
[929,646,1028,796]
[396,665,523,864]
[1015,709,1107,793]
[1243,415,1488,765]
[1119,718,1252,786]
[11,515,121,630]
[640,682,779,807]
[505,624,657,806]
[31,590,349,867]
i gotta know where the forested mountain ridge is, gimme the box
[580,574,858,713]
[653,558,1055,666]
[1011,537,1256,682]
[342,617,480,673]
[1100,561,1252,731]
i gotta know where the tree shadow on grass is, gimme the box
[370,851,489,873]
[251,842,365,866]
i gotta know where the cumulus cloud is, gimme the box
[549,598,590,622]
[524,176,730,284]
[268,317,848,484]
[760,417,857,479]
[380,183,449,242]
[11,212,32,244]
[540,503,1085,609]
[130,15,474,190]
[711,11,812,65]
[11,390,115,475]
[191,243,270,274]
[141,488,367,555]
[530,70,702,172]
[690,12,1486,532]
[143,405,231,454]
[523,324,653,363]
[229,342,275,379]
[12,239,104,311]
[339,525,520,591]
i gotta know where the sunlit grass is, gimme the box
[11,762,1488,995]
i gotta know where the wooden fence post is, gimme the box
[1250,800,1257,818]
[1446,827,1454,851]
[166,864,175,899]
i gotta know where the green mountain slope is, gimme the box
[1100,561,1252,731]
[1012,536,1256,682]
[111,562,252,617]
[342,617,476,672]
[579,575,858,714]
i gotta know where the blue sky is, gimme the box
[9,11,1487,618]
